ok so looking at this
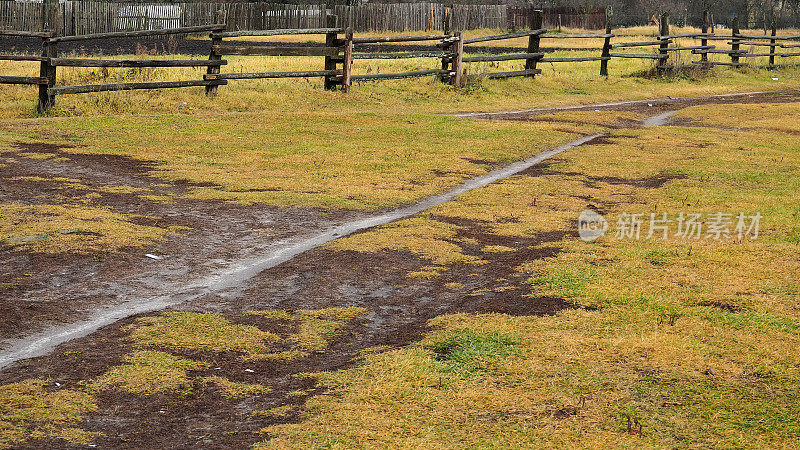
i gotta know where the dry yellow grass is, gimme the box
[126,312,281,357]
[0,202,176,254]
[2,27,800,447]
[262,103,800,448]
[1,30,798,255]
[0,379,99,449]
[91,350,208,396]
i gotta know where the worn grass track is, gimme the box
[0,95,798,448]
[1,43,800,446]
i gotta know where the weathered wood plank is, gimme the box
[468,69,542,79]
[693,49,746,55]
[50,80,227,95]
[0,54,47,62]
[731,17,741,66]
[609,53,668,59]
[351,69,447,81]
[664,46,714,51]
[0,75,48,85]
[733,34,800,40]
[353,51,449,60]
[738,41,781,46]
[660,33,713,39]
[540,56,611,62]
[698,10,710,68]
[450,31,464,87]
[525,11,542,78]
[342,27,353,93]
[50,58,227,68]
[541,33,613,38]
[738,53,781,57]
[323,14,339,91]
[206,70,339,80]
[658,13,670,73]
[600,6,613,76]
[213,45,338,57]
[206,11,224,97]
[214,28,343,38]
[463,52,543,63]
[769,23,778,67]
[352,34,449,44]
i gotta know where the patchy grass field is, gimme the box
[260,101,800,449]
[0,27,799,449]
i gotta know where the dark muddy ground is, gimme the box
[0,141,363,342]
[1,216,587,449]
[3,36,588,56]
[1,92,799,448]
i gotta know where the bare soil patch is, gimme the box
[3,92,797,448]
[0,212,582,448]
[0,141,360,342]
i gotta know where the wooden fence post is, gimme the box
[600,6,613,76]
[658,13,670,74]
[37,0,58,114]
[323,14,339,90]
[342,27,353,93]
[525,9,542,77]
[441,7,453,79]
[700,10,710,69]
[769,20,777,68]
[206,10,224,97]
[731,16,741,67]
[450,31,464,88]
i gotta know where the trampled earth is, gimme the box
[1,91,800,448]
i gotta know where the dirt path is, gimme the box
[450,89,800,120]
[0,143,364,345]
[0,91,798,448]
[4,90,800,369]
[0,133,600,370]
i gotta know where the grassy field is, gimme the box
[1,28,794,253]
[1,27,799,449]
[260,103,800,449]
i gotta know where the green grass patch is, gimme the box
[426,329,519,374]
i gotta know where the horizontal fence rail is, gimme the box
[49,58,227,67]
[50,79,227,95]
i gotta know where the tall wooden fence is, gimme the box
[0,1,604,34]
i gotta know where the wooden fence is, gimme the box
[0,1,604,34]
[3,9,800,114]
